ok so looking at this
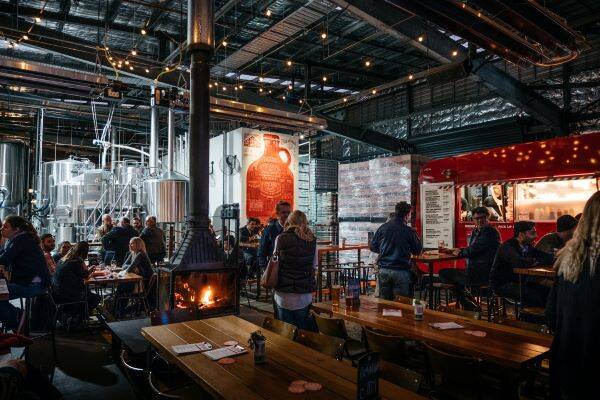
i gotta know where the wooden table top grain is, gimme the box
[86,272,143,285]
[513,266,556,278]
[142,315,425,400]
[313,296,551,369]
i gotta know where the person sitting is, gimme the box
[240,217,260,280]
[52,241,100,330]
[536,214,578,255]
[52,241,72,264]
[439,206,500,310]
[101,217,138,266]
[140,216,166,264]
[0,216,51,331]
[370,202,422,299]
[490,221,553,307]
[40,233,57,275]
[115,238,153,315]
[132,217,143,235]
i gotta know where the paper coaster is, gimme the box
[290,380,308,387]
[288,385,306,394]
[464,330,487,337]
[217,357,236,365]
[304,382,322,391]
[223,340,238,346]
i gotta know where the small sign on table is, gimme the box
[357,352,380,400]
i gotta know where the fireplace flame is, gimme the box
[201,286,214,306]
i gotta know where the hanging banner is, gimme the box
[420,182,455,248]
[243,132,298,224]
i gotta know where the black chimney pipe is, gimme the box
[187,0,213,228]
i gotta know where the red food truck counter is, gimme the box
[416,134,600,272]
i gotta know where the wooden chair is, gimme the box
[262,317,297,340]
[380,360,422,393]
[312,312,367,360]
[394,295,415,305]
[363,326,407,363]
[424,342,483,400]
[294,329,345,360]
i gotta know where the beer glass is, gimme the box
[332,285,341,307]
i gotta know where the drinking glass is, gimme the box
[332,285,341,307]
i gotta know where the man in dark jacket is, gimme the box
[370,202,422,299]
[257,201,291,268]
[490,221,553,306]
[240,217,260,279]
[140,216,166,263]
[535,214,578,255]
[101,217,138,266]
[439,207,500,309]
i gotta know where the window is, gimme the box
[460,184,514,222]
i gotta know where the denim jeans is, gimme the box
[276,304,317,332]
[0,281,45,330]
[378,268,412,300]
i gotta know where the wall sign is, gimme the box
[357,352,380,400]
[420,182,455,248]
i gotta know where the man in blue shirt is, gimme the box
[370,202,422,299]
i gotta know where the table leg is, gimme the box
[428,262,434,309]
[317,255,323,302]
[518,274,523,318]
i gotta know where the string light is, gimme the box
[131,50,137,56]
[222,86,227,91]
[125,60,130,65]
[35,17,41,23]
[322,76,327,82]
[259,76,264,82]
[238,84,243,90]
[408,74,414,80]
[108,56,113,61]
[299,99,303,104]
[451,50,458,57]
[22,35,29,40]
[259,88,263,92]
[164,66,170,71]
[222,41,227,47]
[266,9,272,17]
[141,29,147,35]
[364,60,371,67]
[209,83,213,88]
[129,66,134,70]
[145,68,150,73]
[371,89,376,94]
[288,84,293,90]
[286,60,292,66]
[234,86,238,91]
[268,90,272,94]
[418,35,424,42]
[299,134,305,140]
[12,42,18,49]
[282,95,286,100]
[321,32,327,39]
[343,98,347,102]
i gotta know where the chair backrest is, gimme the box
[312,312,348,339]
[262,317,297,340]
[423,342,481,389]
[379,359,422,393]
[363,326,406,362]
[146,273,157,296]
[295,329,344,360]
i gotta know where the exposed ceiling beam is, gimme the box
[106,0,122,26]
[331,0,565,132]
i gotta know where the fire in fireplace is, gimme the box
[173,271,236,310]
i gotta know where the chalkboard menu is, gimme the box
[357,352,380,400]
[420,182,455,248]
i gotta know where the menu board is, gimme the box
[420,182,455,248]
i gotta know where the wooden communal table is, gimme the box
[86,272,144,317]
[142,315,425,400]
[513,266,556,306]
[317,244,370,302]
[412,250,464,309]
[313,296,551,369]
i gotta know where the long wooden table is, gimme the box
[142,315,425,400]
[513,266,556,307]
[313,296,551,369]
[413,250,464,308]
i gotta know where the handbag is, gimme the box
[260,237,280,289]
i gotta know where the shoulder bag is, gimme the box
[260,236,280,289]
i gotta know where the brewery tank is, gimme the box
[0,141,28,220]
[143,171,188,223]
[40,158,94,206]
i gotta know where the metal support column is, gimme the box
[149,85,159,170]
[167,109,175,172]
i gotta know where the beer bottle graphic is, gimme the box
[246,134,294,223]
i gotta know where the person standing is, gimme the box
[258,201,291,270]
[132,217,143,235]
[95,214,113,241]
[0,216,50,331]
[536,214,578,255]
[101,217,138,266]
[140,216,166,263]
[370,202,422,299]
[439,207,500,309]
[240,217,260,279]
[40,233,57,275]
[546,191,600,399]
[490,221,553,306]
[273,210,317,331]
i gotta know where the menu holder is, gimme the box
[202,345,248,361]
[357,352,380,400]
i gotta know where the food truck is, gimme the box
[416,134,599,268]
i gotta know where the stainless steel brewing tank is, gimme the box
[113,161,146,207]
[143,171,188,223]
[0,141,27,218]
[40,158,94,206]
